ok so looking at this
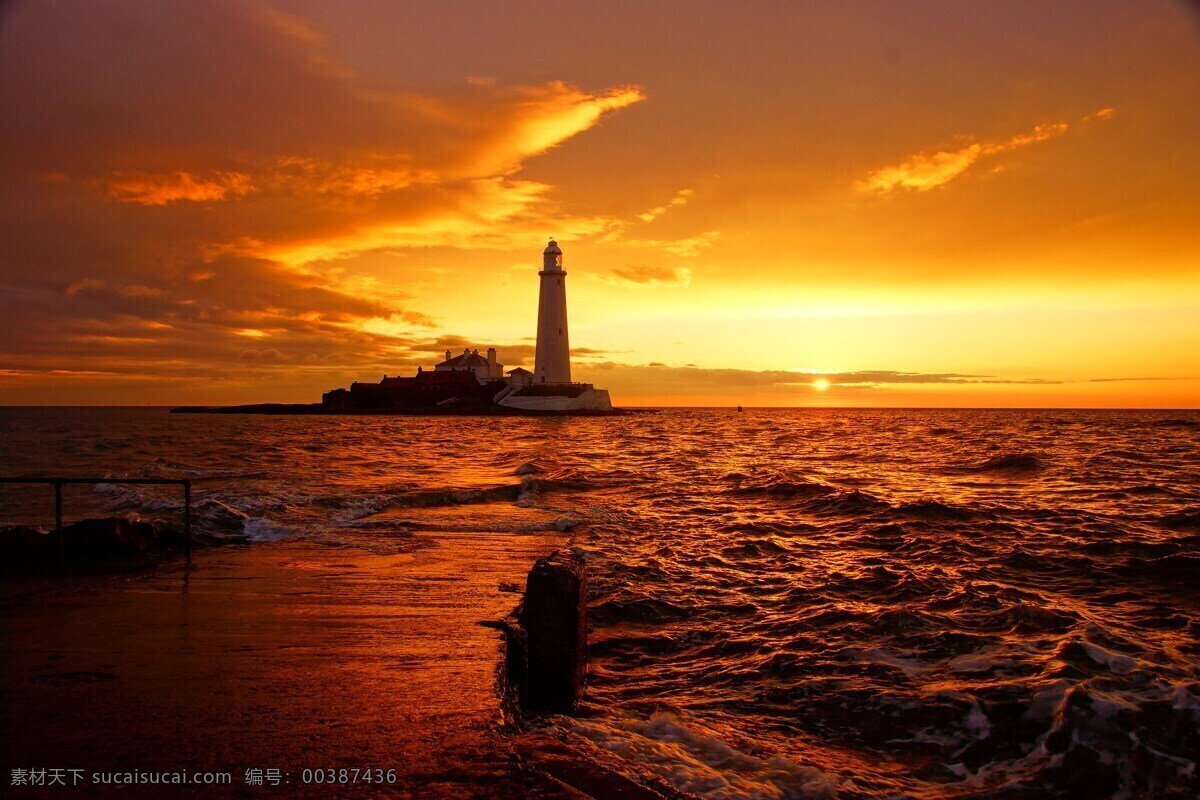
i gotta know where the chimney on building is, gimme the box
[444,349,451,362]
[487,347,497,377]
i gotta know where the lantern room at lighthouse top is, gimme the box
[542,239,563,273]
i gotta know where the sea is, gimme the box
[1,406,1198,799]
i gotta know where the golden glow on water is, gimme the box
[3,407,1197,797]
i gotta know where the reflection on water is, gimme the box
[2,407,1198,798]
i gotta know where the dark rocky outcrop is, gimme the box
[0,525,56,562]
[61,517,160,558]
[173,403,631,417]
[504,550,588,717]
[2,517,203,569]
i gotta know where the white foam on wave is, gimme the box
[1077,640,1139,676]
[552,711,839,800]
[946,679,1198,795]
[888,688,992,755]
[241,517,305,542]
[329,495,391,525]
[948,651,1018,674]
[842,646,931,677]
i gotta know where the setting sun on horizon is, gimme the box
[1,1,1198,408]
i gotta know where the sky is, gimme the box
[1,0,1198,407]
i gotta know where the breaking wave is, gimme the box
[960,452,1048,473]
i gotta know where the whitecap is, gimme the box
[551,712,840,800]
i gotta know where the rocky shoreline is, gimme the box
[0,519,684,799]
[0,516,236,572]
[171,403,636,417]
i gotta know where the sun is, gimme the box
[812,378,830,391]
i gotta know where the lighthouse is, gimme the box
[534,239,571,384]
[498,240,612,412]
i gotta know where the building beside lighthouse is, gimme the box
[320,240,612,413]
[498,240,612,412]
[435,347,504,382]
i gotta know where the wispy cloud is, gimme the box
[620,231,719,257]
[856,109,1114,195]
[1082,107,1116,124]
[602,265,692,287]
[105,171,254,206]
[638,189,694,222]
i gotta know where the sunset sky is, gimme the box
[1,0,1198,407]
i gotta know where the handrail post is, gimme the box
[183,480,192,566]
[54,480,63,560]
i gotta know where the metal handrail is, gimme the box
[0,477,192,565]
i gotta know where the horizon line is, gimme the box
[0,405,1197,412]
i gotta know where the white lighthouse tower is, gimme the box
[498,240,613,413]
[534,239,571,385]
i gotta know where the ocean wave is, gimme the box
[1077,539,1178,559]
[946,681,1200,797]
[592,596,695,624]
[800,489,889,516]
[957,601,1080,634]
[334,514,581,534]
[719,539,789,558]
[846,523,907,549]
[960,453,1048,473]
[1112,483,1178,496]
[1118,553,1200,585]
[194,498,252,533]
[388,483,523,507]
[552,712,841,800]
[1151,418,1200,428]
[723,472,838,500]
[844,565,940,599]
[896,499,977,521]
[1161,507,1200,531]
[1095,448,1154,462]
[241,517,305,542]
[306,476,594,513]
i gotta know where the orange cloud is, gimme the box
[857,119,1080,194]
[603,265,692,287]
[105,171,254,205]
[64,278,107,296]
[453,81,646,177]
[620,231,720,257]
[638,189,694,222]
[262,176,625,266]
[270,157,415,198]
[1083,107,1116,123]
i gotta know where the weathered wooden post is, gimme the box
[512,550,588,715]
